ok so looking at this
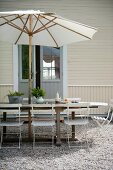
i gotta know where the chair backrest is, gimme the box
[106,103,113,123]
[30,104,55,120]
[91,103,113,127]
[0,104,22,122]
[66,102,90,118]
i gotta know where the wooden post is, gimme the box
[28,15,32,139]
[28,14,32,104]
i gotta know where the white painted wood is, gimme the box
[0,85,13,102]
[68,85,111,114]
[13,44,18,91]
[0,41,13,84]
[0,84,13,86]
[62,45,68,98]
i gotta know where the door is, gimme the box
[18,45,65,99]
[39,46,63,99]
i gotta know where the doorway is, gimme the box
[18,45,64,99]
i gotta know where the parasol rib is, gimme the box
[0,14,18,18]
[18,14,29,33]
[15,15,30,44]
[32,14,40,32]
[1,16,28,34]
[33,23,56,34]
[40,15,92,40]
[42,13,97,30]
[38,18,58,47]
[0,14,25,26]
[33,14,57,34]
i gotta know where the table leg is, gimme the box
[72,111,75,140]
[28,110,32,140]
[55,108,61,146]
[3,112,6,137]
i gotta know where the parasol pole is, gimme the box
[28,14,32,104]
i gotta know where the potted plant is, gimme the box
[8,90,24,103]
[31,87,46,103]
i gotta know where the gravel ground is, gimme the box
[0,120,113,170]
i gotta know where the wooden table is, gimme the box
[22,103,66,146]
[24,102,108,146]
[0,102,108,146]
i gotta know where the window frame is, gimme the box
[19,45,34,83]
[42,47,61,81]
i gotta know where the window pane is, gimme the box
[22,45,29,79]
[43,47,60,80]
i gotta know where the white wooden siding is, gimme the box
[0,84,13,102]
[66,0,113,85]
[68,85,112,114]
[0,41,13,102]
[68,43,113,85]
[0,41,13,84]
[68,85,113,103]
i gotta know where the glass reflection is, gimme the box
[43,47,60,80]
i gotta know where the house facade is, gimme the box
[0,0,113,104]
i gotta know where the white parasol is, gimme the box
[0,10,97,103]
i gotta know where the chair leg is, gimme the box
[82,124,89,149]
[19,126,22,149]
[65,124,90,149]
[33,133,36,149]
[0,131,3,149]
[65,125,70,148]
[52,126,54,148]
[33,126,35,149]
[0,127,23,149]
[32,125,55,148]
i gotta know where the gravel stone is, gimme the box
[0,121,113,170]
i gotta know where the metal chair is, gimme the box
[91,103,113,127]
[91,103,113,160]
[0,104,23,149]
[64,102,90,148]
[31,104,56,148]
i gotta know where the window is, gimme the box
[21,45,29,79]
[43,47,60,80]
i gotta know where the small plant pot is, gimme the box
[8,95,23,104]
[36,97,44,104]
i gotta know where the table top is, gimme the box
[0,101,108,108]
